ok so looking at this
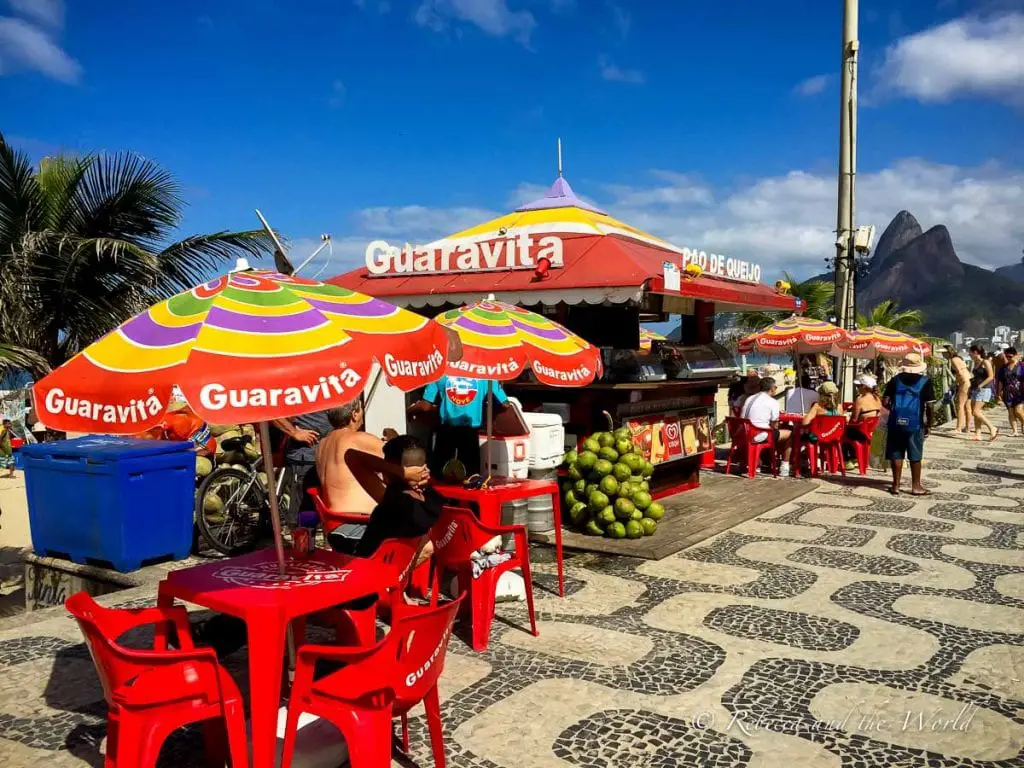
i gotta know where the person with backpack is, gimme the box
[882,352,936,496]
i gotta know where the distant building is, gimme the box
[951,331,965,348]
[995,325,1011,343]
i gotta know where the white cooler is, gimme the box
[479,434,529,478]
[523,411,565,470]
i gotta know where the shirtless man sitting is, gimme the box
[313,400,382,552]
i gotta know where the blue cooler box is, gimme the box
[20,436,196,572]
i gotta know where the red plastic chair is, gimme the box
[307,487,374,533]
[282,594,466,768]
[803,415,847,477]
[65,592,248,768]
[429,506,538,652]
[307,536,427,647]
[725,418,777,478]
[308,487,432,597]
[842,416,879,475]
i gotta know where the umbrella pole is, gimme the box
[363,367,384,412]
[259,421,288,574]
[485,380,494,480]
[258,420,298,674]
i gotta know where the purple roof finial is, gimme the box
[515,176,607,214]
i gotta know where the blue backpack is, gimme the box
[889,376,927,432]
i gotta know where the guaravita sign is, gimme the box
[365,235,565,276]
[364,234,763,284]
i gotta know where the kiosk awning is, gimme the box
[328,176,801,314]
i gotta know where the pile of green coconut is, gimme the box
[562,415,665,539]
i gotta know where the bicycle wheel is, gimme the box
[196,467,265,555]
[254,462,293,533]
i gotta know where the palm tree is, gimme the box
[735,273,835,332]
[856,299,924,333]
[0,133,274,369]
[0,343,47,377]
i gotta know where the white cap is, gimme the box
[855,373,877,388]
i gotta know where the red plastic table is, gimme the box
[156,548,390,768]
[433,478,564,597]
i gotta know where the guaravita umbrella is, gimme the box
[738,316,849,411]
[34,268,449,570]
[435,296,601,477]
[833,326,932,359]
[737,315,849,356]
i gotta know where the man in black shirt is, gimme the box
[882,353,936,496]
[352,434,440,564]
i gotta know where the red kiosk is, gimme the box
[330,176,800,498]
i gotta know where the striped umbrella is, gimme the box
[833,326,932,359]
[34,269,450,569]
[738,315,849,355]
[35,270,448,432]
[639,327,665,351]
[437,298,601,387]
[436,297,600,479]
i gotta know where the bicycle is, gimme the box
[194,433,292,556]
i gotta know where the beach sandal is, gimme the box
[887,487,901,496]
[909,489,931,497]
[989,429,1000,442]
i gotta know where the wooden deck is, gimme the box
[530,471,819,560]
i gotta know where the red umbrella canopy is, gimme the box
[34,270,449,433]
[833,326,932,359]
[738,316,849,356]
[436,299,602,386]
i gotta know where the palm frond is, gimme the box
[73,152,181,249]
[156,230,275,295]
[1,142,278,368]
[0,343,49,377]
[35,153,93,232]
[0,134,43,256]
[859,299,924,333]
[735,274,835,332]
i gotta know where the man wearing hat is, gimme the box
[882,352,935,496]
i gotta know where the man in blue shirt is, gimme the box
[410,375,507,478]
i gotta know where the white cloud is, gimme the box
[414,0,536,46]
[793,74,830,96]
[283,160,1024,282]
[0,15,79,82]
[598,55,644,84]
[599,160,1024,276]
[354,204,499,239]
[607,0,629,38]
[8,0,63,28]
[875,12,1024,104]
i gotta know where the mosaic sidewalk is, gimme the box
[0,419,1022,767]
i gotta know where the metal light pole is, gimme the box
[834,0,860,402]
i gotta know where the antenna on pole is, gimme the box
[557,137,563,178]
[255,208,295,275]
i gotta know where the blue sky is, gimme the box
[2,0,1022,280]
